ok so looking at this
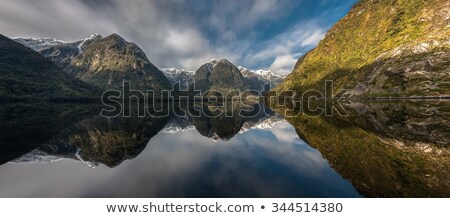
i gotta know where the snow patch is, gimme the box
[78,33,102,54]
[13,37,67,51]
[75,148,97,168]
[10,149,63,164]
[162,125,196,133]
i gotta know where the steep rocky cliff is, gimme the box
[278,0,450,97]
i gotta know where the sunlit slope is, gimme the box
[278,0,450,97]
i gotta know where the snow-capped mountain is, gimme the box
[77,33,102,54]
[238,66,285,86]
[161,62,285,92]
[239,116,286,134]
[12,37,67,51]
[13,34,284,92]
[14,34,104,71]
[15,33,172,91]
[10,148,97,168]
[160,68,195,90]
[14,33,103,53]
[162,116,195,133]
[10,149,64,164]
[160,105,285,141]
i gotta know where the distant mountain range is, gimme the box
[160,68,195,90]
[238,65,285,91]
[6,0,450,100]
[13,37,67,51]
[187,59,284,95]
[26,33,172,91]
[160,64,285,91]
[13,35,284,98]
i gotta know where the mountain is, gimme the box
[278,0,450,97]
[65,34,172,91]
[160,68,195,90]
[238,66,285,90]
[15,35,284,94]
[16,34,172,92]
[0,34,100,101]
[191,59,248,94]
[38,34,102,70]
[12,37,67,51]
[189,59,284,95]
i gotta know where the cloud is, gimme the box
[243,20,326,74]
[269,55,297,75]
[301,29,326,47]
[0,0,346,73]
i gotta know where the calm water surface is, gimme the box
[0,101,448,197]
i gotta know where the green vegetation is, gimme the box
[278,0,450,97]
[54,114,170,167]
[0,34,101,101]
[66,34,172,91]
[272,101,450,197]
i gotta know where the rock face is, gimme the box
[191,59,248,94]
[66,34,171,91]
[0,34,100,100]
[189,59,284,94]
[162,63,284,93]
[37,34,101,71]
[209,59,247,90]
[278,0,450,97]
[17,34,171,92]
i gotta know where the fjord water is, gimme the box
[0,101,448,197]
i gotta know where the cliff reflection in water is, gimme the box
[276,100,450,197]
[3,102,283,168]
[0,100,449,197]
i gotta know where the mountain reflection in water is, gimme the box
[0,100,448,197]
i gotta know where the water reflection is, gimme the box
[0,100,448,197]
[276,100,450,197]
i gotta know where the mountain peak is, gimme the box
[65,33,171,91]
[93,33,128,50]
[217,59,233,65]
[89,33,102,39]
[105,33,125,42]
[83,33,103,43]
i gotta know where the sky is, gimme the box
[0,0,358,74]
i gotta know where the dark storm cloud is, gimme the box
[0,0,357,73]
